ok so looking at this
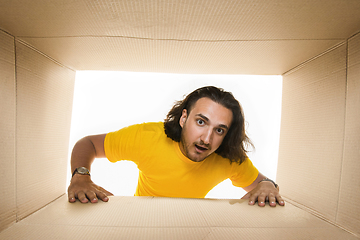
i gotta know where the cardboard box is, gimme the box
[0,0,359,238]
[0,196,358,240]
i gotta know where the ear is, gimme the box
[179,109,187,128]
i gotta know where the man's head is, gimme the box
[164,86,252,164]
[178,97,233,162]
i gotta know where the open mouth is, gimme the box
[195,144,208,152]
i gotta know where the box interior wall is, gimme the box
[0,1,359,238]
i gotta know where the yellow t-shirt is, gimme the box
[104,122,259,198]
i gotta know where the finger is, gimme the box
[68,191,76,203]
[241,192,250,200]
[248,193,259,205]
[85,191,98,203]
[96,191,110,202]
[268,193,276,207]
[276,193,285,206]
[241,191,256,205]
[257,193,266,207]
[77,191,89,203]
[99,187,114,196]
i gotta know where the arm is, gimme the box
[67,134,113,203]
[241,172,285,207]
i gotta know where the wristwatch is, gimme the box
[72,167,90,177]
[259,178,278,189]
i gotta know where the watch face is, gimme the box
[77,167,89,175]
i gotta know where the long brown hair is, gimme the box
[164,86,253,164]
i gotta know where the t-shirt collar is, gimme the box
[173,141,204,164]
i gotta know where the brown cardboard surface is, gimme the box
[19,196,209,227]
[1,0,360,74]
[0,225,212,240]
[277,43,347,221]
[0,196,357,239]
[0,0,359,236]
[0,30,16,231]
[10,197,325,228]
[1,226,358,240]
[20,37,341,75]
[206,228,358,240]
[15,41,76,220]
[195,198,328,228]
[336,32,360,236]
[1,0,359,40]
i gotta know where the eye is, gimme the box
[216,128,225,135]
[196,119,205,125]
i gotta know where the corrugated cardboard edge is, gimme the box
[18,194,66,222]
[15,39,75,221]
[0,28,76,231]
[278,41,347,220]
[335,30,360,237]
[283,197,359,238]
[0,195,66,233]
[1,196,359,239]
[278,31,360,239]
[15,38,75,72]
[282,41,347,76]
[0,29,16,232]
[282,30,360,76]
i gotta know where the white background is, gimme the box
[67,71,282,199]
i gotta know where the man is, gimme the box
[68,86,285,207]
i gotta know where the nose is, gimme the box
[201,128,213,145]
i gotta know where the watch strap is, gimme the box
[259,178,278,188]
[72,167,90,177]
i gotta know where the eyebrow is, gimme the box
[195,113,229,130]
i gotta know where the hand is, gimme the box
[67,174,113,203]
[241,181,285,207]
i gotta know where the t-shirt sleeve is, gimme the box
[104,124,142,164]
[229,158,259,188]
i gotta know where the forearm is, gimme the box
[71,134,106,174]
[70,137,97,173]
[68,134,111,203]
[242,172,267,192]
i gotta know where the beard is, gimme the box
[179,125,211,162]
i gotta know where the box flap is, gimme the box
[0,196,357,239]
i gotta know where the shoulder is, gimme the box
[132,122,165,137]
[105,122,165,145]
[104,122,168,162]
[140,122,164,132]
[120,122,167,141]
[139,122,169,142]
[109,122,164,134]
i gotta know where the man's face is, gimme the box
[179,97,233,162]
